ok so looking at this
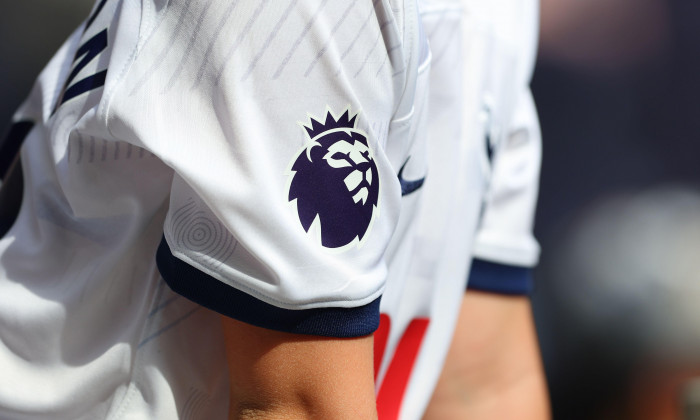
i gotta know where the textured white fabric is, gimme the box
[468,0,542,267]
[110,0,430,309]
[0,0,541,419]
[376,1,542,418]
[0,0,429,418]
[473,88,542,267]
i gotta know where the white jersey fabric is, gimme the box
[0,0,430,418]
[0,0,541,419]
[467,0,541,268]
[373,0,542,418]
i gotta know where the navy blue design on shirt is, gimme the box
[156,236,381,337]
[485,131,495,164]
[53,2,110,115]
[467,259,533,295]
[288,109,379,249]
[397,157,425,196]
[85,0,109,31]
[482,105,495,164]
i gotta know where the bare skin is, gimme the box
[424,292,550,420]
[222,317,378,420]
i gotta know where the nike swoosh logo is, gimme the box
[398,158,425,196]
[486,131,495,164]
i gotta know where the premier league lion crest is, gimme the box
[286,108,380,250]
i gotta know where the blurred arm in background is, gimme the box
[425,292,548,419]
[425,0,549,413]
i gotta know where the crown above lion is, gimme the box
[303,109,359,139]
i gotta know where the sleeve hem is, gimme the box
[466,258,533,295]
[156,236,381,338]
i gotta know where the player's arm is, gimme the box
[426,83,548,418]
[141,2,424,418]
[424,288,549,420]
[222,317,377,420]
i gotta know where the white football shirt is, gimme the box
[0,0,430,418]
[0,0,541,419]
[372,0,542,418]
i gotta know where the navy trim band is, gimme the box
[467,259,534,295]
[156,236,380,337]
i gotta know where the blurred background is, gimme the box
[535,0,700,419]
[1,0,699,419]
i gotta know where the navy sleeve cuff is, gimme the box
[156,236,381,338]
[467,258,534,295]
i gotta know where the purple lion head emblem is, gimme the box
[287,109,380,249]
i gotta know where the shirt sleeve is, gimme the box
[464,0,542,295]
[472,88,542,268]
[109,0,428,336]
[468,89,541,294]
